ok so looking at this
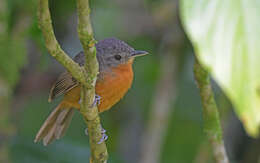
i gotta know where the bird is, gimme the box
[34,38,148,146]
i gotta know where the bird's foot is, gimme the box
[91,94,101,108]
[85,127,106,136]
[79,94,101,108]
[98,131,108,144]
[78,98,82,104]
[85,127,108,144]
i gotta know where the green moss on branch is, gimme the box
[194,59,229,163]
[80,86,108,163]
[76,0,108,162]
[38,0,87,85]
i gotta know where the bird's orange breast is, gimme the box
[63,61,134,112]
[95,62,134,112]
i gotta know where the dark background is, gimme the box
[0,0,259,162]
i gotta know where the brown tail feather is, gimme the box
[55,109,74,139]
[34,104,74,146]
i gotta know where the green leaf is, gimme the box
[181,0,260,137]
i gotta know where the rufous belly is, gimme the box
[63,62,133,112]
[95,63,133,112]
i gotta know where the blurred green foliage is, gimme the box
[0,37,27,88]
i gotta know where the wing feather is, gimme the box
[48,52,85,102]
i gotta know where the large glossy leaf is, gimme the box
[181,0,260,137]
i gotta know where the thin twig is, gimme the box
[38,0,108,162]
[194,58,229,163]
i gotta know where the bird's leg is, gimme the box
[85,127,106,135]
[97,131,108,144]
[85,126,108,144]
[91,94,101,108]
[79,94,101,108]
[78,98,82,105]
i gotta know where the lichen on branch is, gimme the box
[38,0,86,85]
[76,0,108,162]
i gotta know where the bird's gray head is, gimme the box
[96,38,148,72]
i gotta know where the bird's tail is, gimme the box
[34,103,74,146]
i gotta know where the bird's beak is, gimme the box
[131,50,149,57]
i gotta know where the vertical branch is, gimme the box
[76,0,108,162]
[38,0,108,162]
[194,59,229,163]
[76,0,98,80]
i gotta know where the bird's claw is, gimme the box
[85,127,106,136]
[85,127,108,144]
[98,132,108,144]
[91,95,101,108]
[101,128,106,134]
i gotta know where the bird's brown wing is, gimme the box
[48,72,78,102]
[48,52,85,102]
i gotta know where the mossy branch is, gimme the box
[76,0,108,162]
[38,0,108,162]
[38,0,86,85]
[194,58,229,163]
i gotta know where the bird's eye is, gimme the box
[114,55,121,60]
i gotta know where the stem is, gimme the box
[194,58,229,163]
[81,86,108,163]
[38,0,87,86]
[76,0,108,162]
[38,0,108,162]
